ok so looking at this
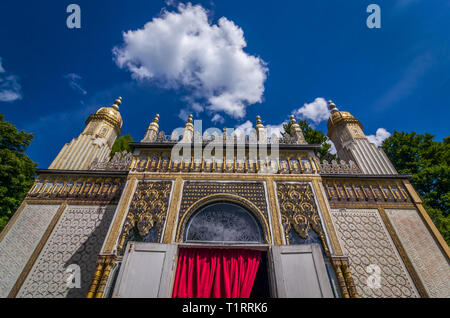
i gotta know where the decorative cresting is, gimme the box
[129,150,320,174]
[175,181,271,244]
[319,160,361,174]
[88,150,133,171]
[276,183,328,253]
[117,181,172,254]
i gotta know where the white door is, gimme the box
[112,242,177,298]
[272,244,334,298]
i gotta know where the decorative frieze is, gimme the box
[323,180,410,203]
[27,176,124,202]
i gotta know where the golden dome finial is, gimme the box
[290,115,297,123]
[153,114,160,123]
[328,100,338,112]
[184,114,194,128]
[111,97,122,111]
[255,115,264,129]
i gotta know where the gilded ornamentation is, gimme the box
[117,181,172,253]
[175,181,271,244]
[276,182,327,252]
[323,180,410,203]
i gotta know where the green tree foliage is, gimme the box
[0,114,36,232]
[382,132,449,244]
[282,120,337,162]
[110,134,133,158]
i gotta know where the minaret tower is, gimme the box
[49,97,123,170]
[255,115,267,143]
[141,114,160,142]
[326,100,397,175]
[289,115,306,144]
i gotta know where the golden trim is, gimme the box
[102,177,138,254]
[87,256,106,298]
[402,180,450,259]
[95,255,116,298]
[312,179,343,255]
[128,172,322,181]
[162,177,183,243]
[330,202,416,210]
[265,179,283,245]
[0,200,28,243]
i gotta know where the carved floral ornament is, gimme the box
[117,181,172,252]
[276,183,325,244]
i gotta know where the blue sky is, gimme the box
[0,0,449,168]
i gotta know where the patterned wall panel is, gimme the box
[385,209,450,297]
[330,208,419,298]
[176,181,270,243]
[0,204,59,298]
[17,205,116,298]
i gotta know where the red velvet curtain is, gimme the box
[172,248,261,298]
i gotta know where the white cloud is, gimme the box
[64,73,87,95]
[325,139,337,154]
[293,97,330,125]
[113,3,268,119]
[266,123,285,138]
[234,120,285,140]
[367,128,391,146]
[234,120,254,137]
[0,57,23,102]
[211,114,224,124]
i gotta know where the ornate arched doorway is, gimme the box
[184,202,265,244]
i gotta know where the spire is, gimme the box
[182,114,194,142]
[255,115,264,129]
[289,115,306,144]
[111,97,122,111]
[141,114,160,142]
[255,115,266,143]
[185,114,194,128]
[328,100,338,113]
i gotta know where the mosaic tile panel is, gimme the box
[0,204,59,298]
[17,205,116,298]
[330,208,419,298]
[386,209,450,297]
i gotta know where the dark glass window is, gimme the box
[184,202,264,243]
